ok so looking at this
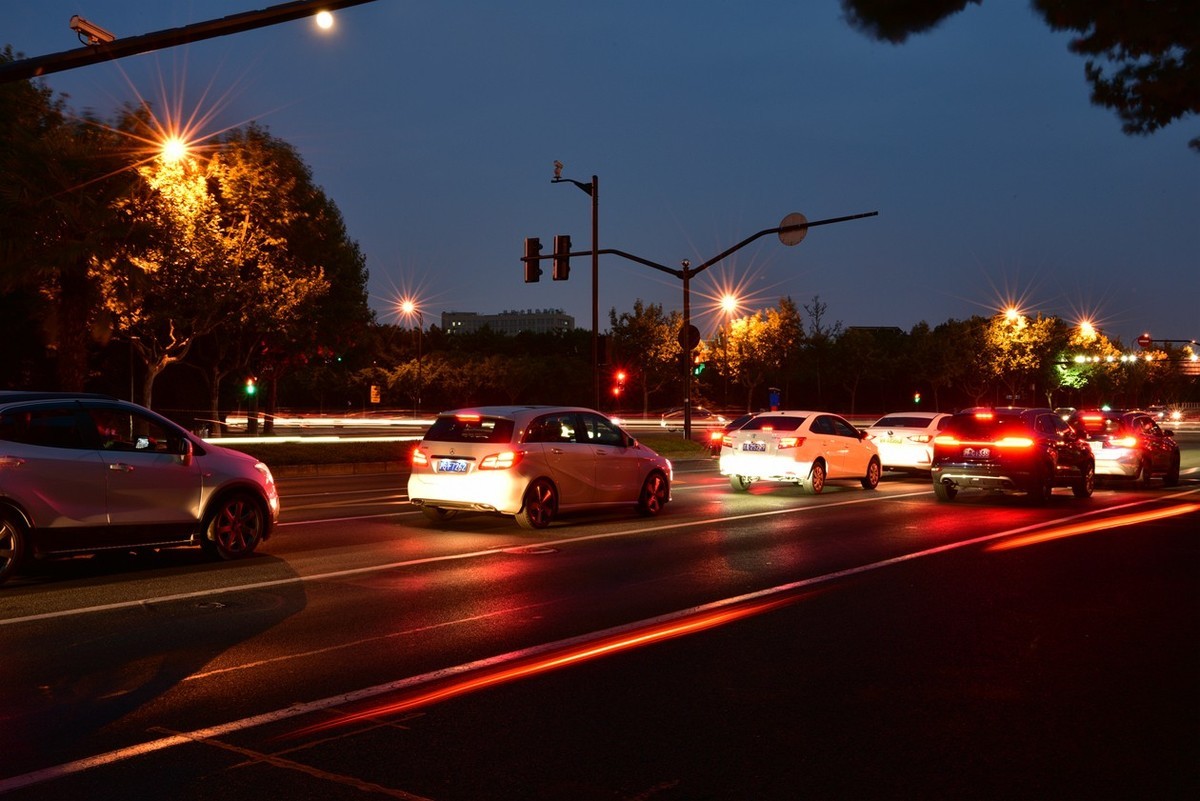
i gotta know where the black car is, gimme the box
[930,407,1095,502]
[708,413,754,455]
[1067,408,1181,486]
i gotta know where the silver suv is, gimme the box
[0,392,280,584]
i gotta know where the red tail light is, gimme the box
[479,450,522,470]
[910,434,932,443]
[994,437,1035,448]
[973,411,995,421]
[709,430,723,442]
[778,436,804,449]
[1109,435,1139,448]
[412,449,429,467]
[721,435,733,449]
[934,434,960,446]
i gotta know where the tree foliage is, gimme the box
[841,0,1200,151]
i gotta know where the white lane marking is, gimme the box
[4,489,1195,793]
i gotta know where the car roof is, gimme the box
[0,391,118,405]
[434,405,599,420]
[868,411,948,423]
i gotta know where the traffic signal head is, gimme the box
[245,378,257,396]
[552,234,571,280]
[523,237,543,283]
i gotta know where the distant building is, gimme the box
[441,309,575,336]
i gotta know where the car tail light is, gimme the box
[778,436,804,449]
[910,434,932,443]
[455,413,481,422]
[709,430,723,442]
[721,435,734,449]
[973,411,995,421]
[934,434,960,446]
[412,449,429,467]
[1109,435,1139,448]
[479,450,522,470]
[994,436,1035,448]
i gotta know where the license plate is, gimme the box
[437,459,468,473]
[881,437,902,445]
[962,447,991,459]
[742,441,767,452]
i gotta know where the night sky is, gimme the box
[6,1,1197,345]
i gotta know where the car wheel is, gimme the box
[802,461,826,495]
[515,479,557,530]
[637,471,669,517]
[933,480,957,502]
[1073,462,1095,498]
[201,491,265,560]
[0,514,27,585]
[421,506,458,523]
[861,457,881,490]
[1132,460,1148,488]
[729,474,753,492]
[1164,453,1181,487]
[1028,472,1054,504]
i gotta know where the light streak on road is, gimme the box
[986,503,1199,552]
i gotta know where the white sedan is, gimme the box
[719,411,881,494]
[863,411,950,472]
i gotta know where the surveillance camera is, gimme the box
[69,15,115,45]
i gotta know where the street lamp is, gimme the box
[718,293,740,407]
[551,161,600,408]
[399,297,424,415]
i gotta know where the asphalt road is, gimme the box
[1,444,1197,800]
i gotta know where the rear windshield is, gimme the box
[424,415,515,444]
[873,416,937,429]
[1073,414,1125,435]
[943,414,1028,439]
[742,415,804,432]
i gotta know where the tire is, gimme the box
[861,457,881,490]
[729,474,753,492]
[421,506,459,523]
[637,471,669,517]
[801,461,826,495]
[1164,453,1181,487]
[1073,462,1095,498]
[0,514,27,585]
[201,491,265,560]
[515,479,557,530]
[933,480,957,502]
[1028,471,1054,504]
[1131,460,1148,488]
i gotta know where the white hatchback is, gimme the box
[408,406,672,529]
[719,410,881,494]
[863,411,950,472]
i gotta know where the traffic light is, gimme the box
[245,378,257,396]
[552,234,571,280]
[913,392,921,404]
[523,237,542,283]
[692,354,706,376]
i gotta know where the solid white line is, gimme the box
[4,489,1194,792]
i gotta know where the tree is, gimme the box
[725,299,804,411]
[841,0,1200,151]
[984,310,1059,405]
[608,301,681,414]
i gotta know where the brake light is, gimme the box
[762,425,775,432]
[412,449,429,467]
[910,434,932,443]
[934,434,959,446]
[995,437,1035,448]
[456,413,482,422]
[973,411,995,421]
[709,430,723,442]
[1109,435,1139,448]
[1081,414,1104,423]
[778,436,804,449]
[479,450,522,470]
[721,435,733,449]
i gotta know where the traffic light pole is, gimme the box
[524,210,878,439]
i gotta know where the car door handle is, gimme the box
[108,463,135,473]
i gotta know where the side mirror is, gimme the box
[177,436,194,467]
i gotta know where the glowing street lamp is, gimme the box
[160,135,189,164]
[718,293,740,406]
[398,297,424,414]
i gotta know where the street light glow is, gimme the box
[315,10,334,29]
[160,136,188,163]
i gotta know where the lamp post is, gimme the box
[399,298,424,415]
[552,163,600,408]
[719,293,740,408]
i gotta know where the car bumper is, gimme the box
[1088,447,1142,477]
[931,462,1032,492]
[719,452,814,482]
[407,471,523,515]
[875,443,933,470]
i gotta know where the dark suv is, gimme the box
[931,407,1095,502]
[1067,409,1181,486]
[0,392,280,584]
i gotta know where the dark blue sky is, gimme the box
[8,1,1197,346]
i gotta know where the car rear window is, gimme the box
[943,413,1028,439]
[1073,413,1123,435]
[874,416,933,428]
[742,415,804,432]
[424,415,515,444]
